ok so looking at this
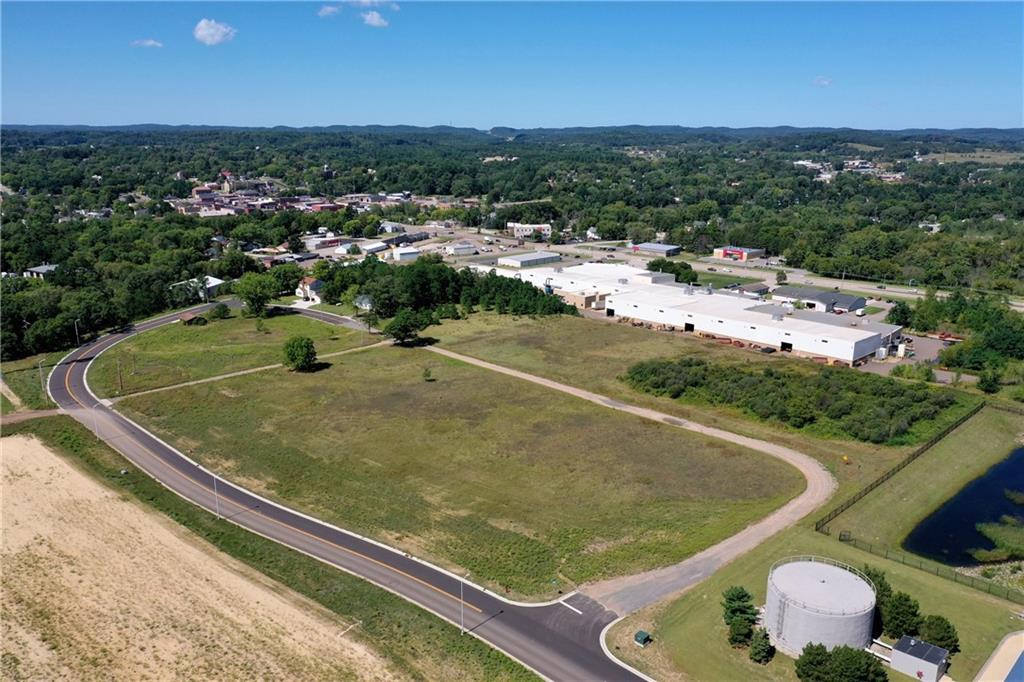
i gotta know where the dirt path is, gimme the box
[109,340,391,402]
[0,377,24,410]
[1,409,61,426]
[0,435,405,682]
[426,345,837,614]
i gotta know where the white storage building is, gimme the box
[473,262,899,365]
[390,246,421,262]
[444,241,477,257]
[890,636,949,682]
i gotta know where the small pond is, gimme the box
[902,447,1024,565]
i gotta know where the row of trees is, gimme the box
[623,358,960,445]
[861,566,959,655]
[721,586,774,664]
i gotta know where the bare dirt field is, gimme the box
[0,435,404,682]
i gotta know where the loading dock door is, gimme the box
[684,323,695,332]
[780,342,793,352]
[606,308,615,317]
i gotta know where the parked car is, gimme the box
[707,267,717,272]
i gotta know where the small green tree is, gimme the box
[826,645,888,682]
[883,591,922,638]
[886,301,913,327]
[776,270,787,284]
[422,367,434,382]
[920,614,959,656]
[721,586,758,627]
[795,643,830,682]
[363,310,379,333]
[348,243,362,255]
[749,628,774,664]
[234,272,278,317]
[383,308,428,345]
[728,619,753,647]
[978,369,1001,394]
[283,335,317,371]
[208,302,231,320]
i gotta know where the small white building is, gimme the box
[361,241,388,255]
[296,277,324,304]
[497,251,562,269]
[889,636,949,682]
[390,246,421,263]
[508,222,553,239]
[23,263,59,280]
[444,242,477,257]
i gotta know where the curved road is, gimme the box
[47,305,646,682]
[48,303,836,680]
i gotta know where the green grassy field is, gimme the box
[89,310,370,397]
[608,525,1019,682]
[695,272,765,288]
[862,305,885,315]
[0,350,68,409]
[118,345,802,598]
[3,416,532,682]
[825,407,1024,549]
[431,314,971,501]
[1,392,16,414]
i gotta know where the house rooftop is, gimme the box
[893,636,948,665]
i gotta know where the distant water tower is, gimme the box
[764,556,876,656]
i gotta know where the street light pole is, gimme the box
[37,358,45,397]
[73,318,81,347]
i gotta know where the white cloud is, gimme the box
[317,5,340,17]
[812,76,833,88]
[193,18,237,46]
[130,38,163,48]
[361,10,389,27]
[348,0,399,10]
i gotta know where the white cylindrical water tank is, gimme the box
[764,556,875,657]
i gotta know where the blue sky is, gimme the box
[2,2,1021,129]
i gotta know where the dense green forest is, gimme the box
[2,125,1021,361]
[622,357,968,445]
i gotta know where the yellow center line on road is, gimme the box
[60,354,482,614]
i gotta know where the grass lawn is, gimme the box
[89,309,370,397]
[0,350,69,409]
[118,345,803,599]
[1,392,16,414]
[431,314,977,502]
[608,525,1020,682]
[825,407,1024,548]
[695,272,764,288]
[862,305,885,315]
[3,416,532,681]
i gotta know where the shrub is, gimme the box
[721,585,758,627]
[728,619,753,647]
[749,628,774,663]
[882,592,921,639]
[283,335,317,372]
[209,302,231,320]
[919,614,959,656]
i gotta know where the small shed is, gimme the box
[890,636,949,682]
[634,630,653,648]
[179,312,207,326]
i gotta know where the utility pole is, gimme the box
[37,358,45,397]
[73,318,81,347]
[116,357,124,394]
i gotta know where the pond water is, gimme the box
[902,447,1024,565]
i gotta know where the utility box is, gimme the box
[634,631,653,648]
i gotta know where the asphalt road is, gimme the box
[47,304,647,682]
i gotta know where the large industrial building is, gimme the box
[764,557,876,657]
[496,251,562,268]
[475,262,901,365]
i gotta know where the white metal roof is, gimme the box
[771,560,875,614]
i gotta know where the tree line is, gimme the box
[622,358,963,445]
